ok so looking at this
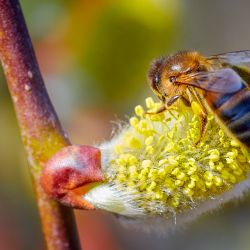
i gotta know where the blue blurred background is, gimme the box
[1,0,250,249]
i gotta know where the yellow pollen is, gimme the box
[104,97,250,217]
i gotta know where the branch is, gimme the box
[0,1,83,249]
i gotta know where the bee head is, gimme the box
[148,51,203,100]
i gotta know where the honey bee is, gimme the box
[147,50,250,148]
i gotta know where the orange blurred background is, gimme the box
[1,0,250,249]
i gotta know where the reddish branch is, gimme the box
[0,1,86,249]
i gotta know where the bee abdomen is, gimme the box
[228,112,250,146]
[216,89,250,147]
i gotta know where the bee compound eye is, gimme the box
[153,75,160,87]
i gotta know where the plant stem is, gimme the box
[0,1,81,249]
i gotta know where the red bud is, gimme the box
[41,145,104,209]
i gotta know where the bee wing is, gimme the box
[180,68,243,94]
[208,50,250,64]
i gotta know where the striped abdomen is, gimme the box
[204,82,250,148]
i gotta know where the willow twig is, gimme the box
[0,1,81,249]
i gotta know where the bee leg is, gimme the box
[181,96,191,107]
[166,95,181,106]
[195,113,208,146]
[146,95,181,115]
[145,105,167,115]
[191,101,208,146]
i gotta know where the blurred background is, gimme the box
[1,0,250,249]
